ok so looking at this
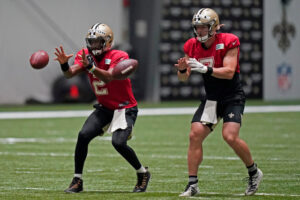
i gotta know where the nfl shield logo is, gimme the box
[277,63,292,92]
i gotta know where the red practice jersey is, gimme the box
[184,33,240,72]
[74,49,137,110]
[183,33,244,102]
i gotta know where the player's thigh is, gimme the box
[125,106,138,127]
[222,100,244,125]
[221,101,244,139]
[81,105,113,136]
[112,128,132,145]
[192,100,219,131]
[222,122,241,141]
[112,106,138,142]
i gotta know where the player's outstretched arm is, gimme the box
[80,49,113,83]
[54,46,84,78]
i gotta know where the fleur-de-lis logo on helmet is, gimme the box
[192,8,220,43]
[85,23,114,56]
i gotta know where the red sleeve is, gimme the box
[225,34,240,50]
[74,48,89,68]
[109,50,129,69]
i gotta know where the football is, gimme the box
[112,59,138,80]
[30,50,49,69]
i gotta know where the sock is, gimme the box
[74,174,82,179]
[136,166,147,173]
[247,163,258,176]
[188,176,198,185]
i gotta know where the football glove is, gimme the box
[87,55,95,65]
[86,54,96,73]
[187,58,208,73]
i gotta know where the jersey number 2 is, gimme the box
[93,80,108,95]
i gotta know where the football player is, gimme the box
[175,8,263,197]
[54,23,150,193]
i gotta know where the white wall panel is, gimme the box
[0,0,123,104]
[263,0,300,100]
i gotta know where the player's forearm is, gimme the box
[177,70,190,82]
[93,69,113,83]
[61,63,82,79]
[60,62,74,78]
[63,70,73,78]
[211,67,235,79]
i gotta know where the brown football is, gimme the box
[112,59,138,80]
[30,50,49,69]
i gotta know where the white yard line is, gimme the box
[0,137,111,144]
[0,186,299,197]
[0,105,300,120]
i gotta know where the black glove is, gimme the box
[86,55,95,70]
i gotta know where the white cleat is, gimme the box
[245,168,263,196]
[179,183,200,197]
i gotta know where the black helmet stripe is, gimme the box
[197,8,205,16]
[91,23,101,30]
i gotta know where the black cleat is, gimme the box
[133,167,151,192]
[64,177,83,193]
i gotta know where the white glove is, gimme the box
[187,58,208,73]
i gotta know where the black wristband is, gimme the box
[206,67,213,75]
[179,68,187,73]
[60,62,69,72]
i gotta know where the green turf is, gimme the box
[1,99,300,111]
[0,111,300,199]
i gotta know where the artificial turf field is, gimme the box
[0,103,299,200]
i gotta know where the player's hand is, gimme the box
[79,49,95,71]
[54,46,73,64]
[175,57,189,71]
[187,58,208,73]
[78,49,89,68]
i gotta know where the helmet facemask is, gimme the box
[192,8,220,43]
[193,24,213,43]
[86,36,106,56]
